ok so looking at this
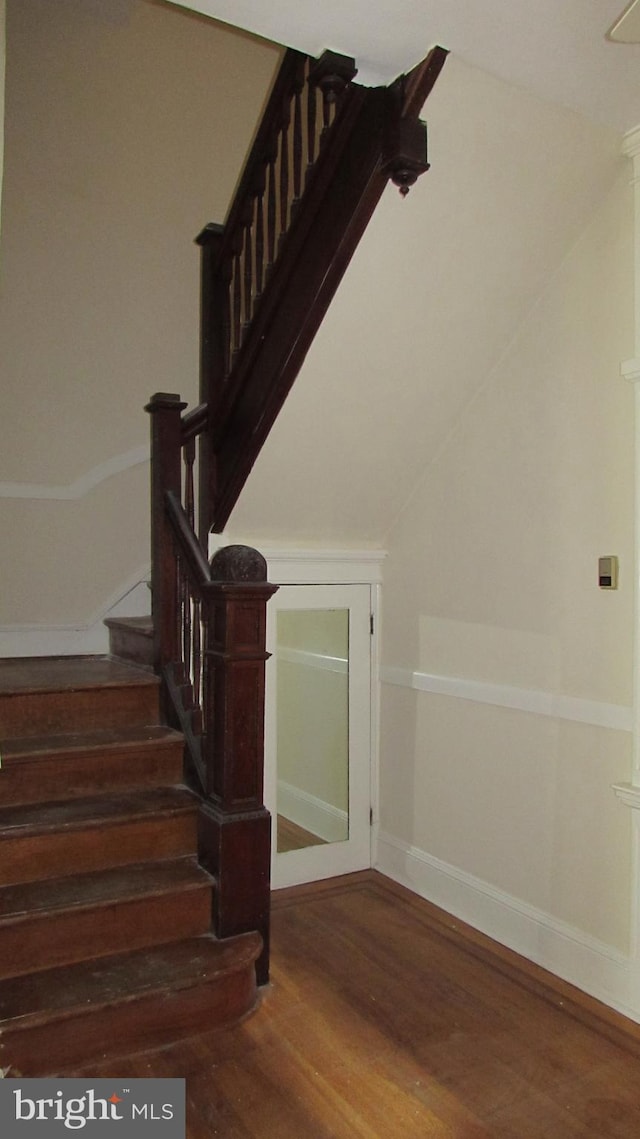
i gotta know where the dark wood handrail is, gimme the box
[164,490,211,583]
[181,402,208,444]
[396,45,449,119]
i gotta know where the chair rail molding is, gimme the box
[382,666,633,732]
[613,783,640,810]
[0,444,150,500]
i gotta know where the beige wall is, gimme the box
[380,169,635,955]
[0,0,279,642]
[0,0,5,234]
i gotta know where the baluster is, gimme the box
[306,65,317,175]
[254,175,265,303]
[182,573,191,686]
[221,259,232,380]
[232,245,242,357]
[279,100,291,241]
[175,553,185,682]
[321,85,332,139]
[184,437,196,531]
[309,51,357,148]
[200,613,209,741]
[293,74,303,202]
[193,595,202,709]
[267,148,277,271]
[243,219,252,333]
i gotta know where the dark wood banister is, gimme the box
[197,44,448,533]
[208,50,311,278]
[396,45,449,120]
[147,43,448,988]
[181,402,208,444]
[165,491,210,581]
[146,390,277,983]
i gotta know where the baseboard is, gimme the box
[278,779,348,843]
[375,829,639,1022]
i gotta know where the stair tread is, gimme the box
[0,786,196,835]
[104,616,152,636]
[0,932,262,1026]
[1,724,182,759]
[0,858,212,921]
[0,655,157,696]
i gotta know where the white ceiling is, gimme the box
[171,0,640,133]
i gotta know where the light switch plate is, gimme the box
[598,556,618,589]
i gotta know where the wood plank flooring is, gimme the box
[277,815,327,852]
[64,871,640,1137]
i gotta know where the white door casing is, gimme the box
[265,581,373,889]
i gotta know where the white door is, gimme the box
[265,583,372,889]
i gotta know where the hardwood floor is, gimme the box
[277,814,327,852]
[66,871,640,1137]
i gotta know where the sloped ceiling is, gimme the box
[223,52,624,546]
[171,0,640,131]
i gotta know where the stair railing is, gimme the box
[146,42,448,986]
[195,47,359,535]
[146,391,276,984]
[196,44,448,534]
[198,49,357,393]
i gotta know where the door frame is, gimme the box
[259,547,384,889]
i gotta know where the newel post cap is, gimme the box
[145,392,188,414]
[209,544,269,583]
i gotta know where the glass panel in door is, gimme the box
[276,607,349,852]
[265,583,371,889]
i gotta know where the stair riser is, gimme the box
[0,814,198,886]
[0,887,212,980]
[0,966,257,1075]
[108,627,154,669]
[0,686,160,738]
[0,747,184,807]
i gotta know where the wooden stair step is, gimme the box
[105,615,153,668]
[0,725,184,806]
[0,859,213,980]
[0,656,160,737]
[0,931,262,1074]
[0,787,198,886]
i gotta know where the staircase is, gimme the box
[0,636,261,1076]
[0,41,449,1076]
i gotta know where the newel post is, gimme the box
[199,545,278,985]
[145,393,187,687]
[195,222,225,540]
